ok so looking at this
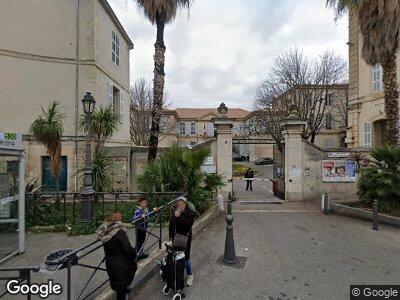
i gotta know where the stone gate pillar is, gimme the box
[281,108,306,201]
[212,103,233,195]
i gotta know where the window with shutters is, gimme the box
[190,122,196,135]
[325,114,333,129]
[107,82,123,123]
[119,92,124,124]
[325,94,333,106]
[112,30,120,66]
[372,64,383,92]
[364,123,372,148]
[207,123,214,136]
[179,123,186,135]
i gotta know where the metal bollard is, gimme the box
[223,193,237,264]
[323,193,330,215]
[372,199,379,231]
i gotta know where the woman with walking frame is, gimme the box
[169,196,196,286]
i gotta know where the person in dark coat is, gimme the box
[97,213,137,300]
[169,197,196,287]
[245,167,254,191]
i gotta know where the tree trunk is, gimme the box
[148,16,166,161]
[277,141,284,153]
[310,132,316,144]
[382,54,399,145]
[50,143,62,206]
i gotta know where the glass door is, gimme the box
[0,155,20,262]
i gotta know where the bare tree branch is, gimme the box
[253,48,348,146]
[130,78,176,146]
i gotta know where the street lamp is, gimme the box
[81,92,96,222]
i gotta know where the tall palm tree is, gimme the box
[30,101,64,193]
[135,0,193,161]
[327,0,400,145]
[81,105,119,153]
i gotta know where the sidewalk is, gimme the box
[135,203,400,300]
[0,226,168,299]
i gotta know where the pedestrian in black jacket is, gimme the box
[169,197,196,286]
[97,213,137,300]
[245,168,254,191]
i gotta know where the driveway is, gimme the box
[233,162,280,204]
[135,204,400,300]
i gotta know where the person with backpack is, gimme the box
[168,197,196,286]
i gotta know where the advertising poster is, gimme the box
[322,160,357,182]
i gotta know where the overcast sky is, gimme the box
[109,0,348,110]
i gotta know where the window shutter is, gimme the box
[119,92,124,124]
[107,82,113,107]
[185,123,190,135]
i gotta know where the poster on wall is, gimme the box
[322,160,357,182]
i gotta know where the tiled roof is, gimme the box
[173,108,250,120]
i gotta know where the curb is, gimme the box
[330,203,400,228]
[96,203,223,300]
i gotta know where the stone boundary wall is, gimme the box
[331,203,400,228]
[302,141,368,201]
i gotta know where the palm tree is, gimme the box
[327,0,400,145]
[357,144,400,214]
[30,101,64,193]
[135,0,193,161]
[80,105,119,193]
[81,105,119,153]
[137,144,224,213]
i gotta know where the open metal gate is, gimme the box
[272,145,285,199]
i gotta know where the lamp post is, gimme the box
[81,92,96,222]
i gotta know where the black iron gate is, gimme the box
[272,145,285,199]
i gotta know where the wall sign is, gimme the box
[0,132,23,150]
[327,152,351,158]
[322,160,357,182]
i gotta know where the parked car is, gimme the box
[233,155,247,162]
[254,157,273,165]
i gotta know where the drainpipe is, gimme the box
[74,0,80,193]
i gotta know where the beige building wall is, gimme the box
[0,0,133,191]
[346,13,399,148]
[249,144,274,161]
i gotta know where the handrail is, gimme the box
[0,193,185,300]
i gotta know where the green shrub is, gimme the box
[233,164,261,177]
[137,144,224,214]
[357,144,400,215]
[69,220,101,236]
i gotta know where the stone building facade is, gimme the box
[346,13,398,148]
[0,0,133,192]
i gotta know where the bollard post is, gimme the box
[323,193,330,215]
[223,193,237,264]
[372,199,379,231]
